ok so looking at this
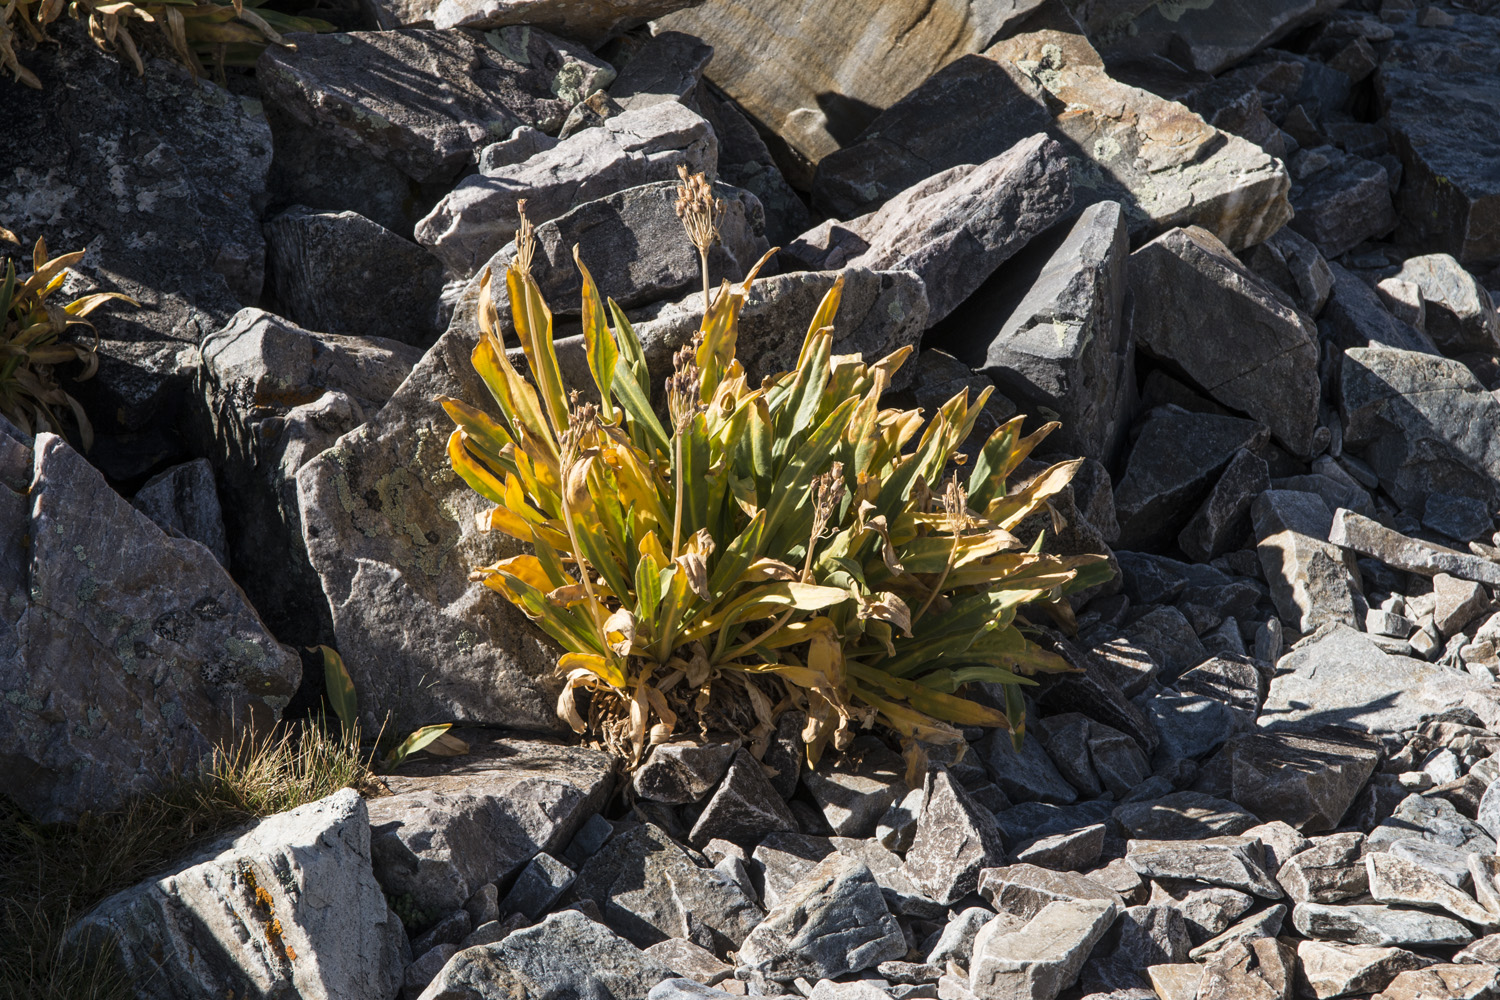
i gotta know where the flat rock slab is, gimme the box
[1295,940,1428,1000]
[71,790,408,1000]
[1331,508,1500,587]
[1225,731,1381,833]
[1293,902,1474,948]
[811,7,1290,251]
[1124,838,1282,899]
[366,734,615,919]
[969,897,1118,1000]
[1113,793,1259,841]
[0,432,299,822]
[258,28,614,184]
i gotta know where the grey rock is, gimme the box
[978,730,1078,805]
[1087,724,1151,800]
[1261,625,1484,736]
[1372,964,1500,1000]
[1377,277,1428,333]
[1128,226,1321,457]
[634,742,738,804]
[0,433,299,822]
[832,836,946,921]
[70,790,407,1000]
[1194,938,1296,1000]
[736,854,906,983]
[576,823,763,952]
[945,200,1133,464]
[1241,226,1334,316]
[1252,489,1361,634]
[558,90,626,139]
[904,766,1007,905]
[1469,854,1500,923]
[1293,902,1474,948]
[130,458,229,568]
[753,833,834,910]
[1112,792,1258,841]
[1186,904,1288,961]
[427,0,699,42]
[1394,253,1500,355]
[1147,882,1255,946]
[789,133,1072,326]
[408,944,459,997]
[609,31,712,112]
[1321,263,1437,354]
[1392,840,1475,889]
[264,206,445,347]
[929,908,1004,967]
[644,939,733,986]
[195,307,420,645]
[689,748,798,847]
[1295,940,1428,999]
[1114,409,1270,551]
[465,883,500,928]
[1477,778,1500,844]
[1435,574,1490,636]
[978,865,1123,922]
[1179,449,1270,563]
[1080,904,1191,994]
[479,126,559,174]
[1225,731,1380,832]
[1341,346,1500,510]
[367,735,615,920]
[417,101,717,275]
[1122,606,1207,683]
[0,27,269,434]
[803,735,909,838]
[1366,851,1493,925]
[1332,508,1500,587]
[1034,713,1102,799]
[969,898,1119,1000]
[695,88,810,249]
[1091,0,1345,74]
[1287,145,1397,258]
[646,981,744,1000]
[501,852,575,920]
[1368,793,1497,855]
[1424,494,1495,544]
[1146,693,1241,761]
[809,12,1290,252]
[413,910,473,954]
[1125,838,1282,899]
[258,28,614,184]
[1457,932,1500,966]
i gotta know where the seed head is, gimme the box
[674,166,724,255]
[515,198,537,275]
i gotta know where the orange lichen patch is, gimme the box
[234,860,294,964]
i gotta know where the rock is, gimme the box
[70,790,407,1000]
[644,939,733,986]
[689,748,799,847]
[1252,490,1361,635]
[940,200,1132,464]
[1224,731,1380,832]
[1369,792,1497,855]
[993,801,1119,851]
[607,30,713,112]
[1366,852,1493,925]
[1241,226,1334,316]
[408,944,459,996]
[0,433,299,822]
[1321,264,1437,355]
[1287,146,1397,257]
[628,267,929,393]
[736,855,906,983]
[1393,254,1500,356]
[500,852,575,919]
[1179,450,1271,563]
[1087,724,1151,799]
[1081,905,1191,994]
[558,88,631,139]
[788,133,1072,327]
[752,834,835,909]
[1378,277,1429,332]
[416,101,717,275]
[803,735,909,838]
[655,0,1049,170]
[1122,606,1208,682]
[979,865,1124,921]
[1277,833,1370,904]
[1196,938,1296,1000]
[413,910,473,953]
[130,458,229,568]
[904,766,1007,905]
[1147,964,1204,1000]
[1013,825,1106,872]
[810,7,1290,251]
[634,742,738,804]
[1091,0,1345,74]
[1424,494,1495,544]
[1372,964,1500,1000]
[1113,793,1259,841]
[1260,625,1484,736]
[366,734,615,921]
[1393,840,1475,889]
[978,730,1079,805]
[1186,904,1288,961]
[930,907,1003,967]
[409,0,697,42]
[1125,839,1282,899]
[1147,693,1243,762]
[833,836,946,920]
[1436,575,1490,636]
[1335,510,1500,589]
[258,28,613,184]
[968,898,1119,1000]
[576,823,763,953]
[1457,933,1500,966]
[1148,883,1255,946]
[1341,346,1500,510]
[1296,940,1428,1000]
[1294,902,1475,948]
[1128,226,1321,457]
[264,206,445,347]
[1114,409,1270,551]
[0,26,269,438]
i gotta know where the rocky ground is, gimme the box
[7,0,1500,998]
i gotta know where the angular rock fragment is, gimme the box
[1093,0,1346,74]
[1149,883,1255,945]
[978,865,1124,921]
[752,833,834,909]
[1241,224,1334,317]
[1252,489,1360,634]
[688,748,798,847]
[1125,838,1282,899]
[1369,793,1497,855]
[1372,963,1500,1000]
[635,742,738,804]
[1287,145,1397,257]
[1321,264,1437,354]
[1366,851,1493,926]
[1277,834,1369,904]
[1392,253,1500,356]
[903,767,1006,905]
[417,101,717,275]
[1187,904,1288,961]
[1128,226,1321,456]
[979,729,1078,805]
[929,908,1003,967]
[1293,903,1474,948]
[802,735,908,838]
[1331,509,1500,587]
[789,133,1072,326]
[1080,904,1191,994]
[71,791,408,1000]
[1013,825,1106,873]
[258,28,613,184]
[1296,940,1429,1000]
[1179,449,1271,563]
[130,458,229,568]
[644,939,733,986]
[1196,938,1296,1000]
[969,898,1119,1000]
[500,852,575,920]
[423,0,698,42]
[1225,731,1380,832]
[1435,574,1490,637]
[1113,793,1259,841]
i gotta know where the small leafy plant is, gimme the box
[316,645,466,770]
[1,238,133,448]
[444,203,1110,765]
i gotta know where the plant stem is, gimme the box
[699,248,710,316]
[671,430,685,559]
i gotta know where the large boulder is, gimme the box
[257,28,614,185]
[788,133,1072,326]
[1127,226,1321,457]
[811,5,1290,251]
[0,429,300,822]
[0,25,270,442]
[417,101,718,276]
[937,200,1133,465]
[70,789,408,1000]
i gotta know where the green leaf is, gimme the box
[610,355,672,458]
[318,645,357,730]
[384,723,453,769]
